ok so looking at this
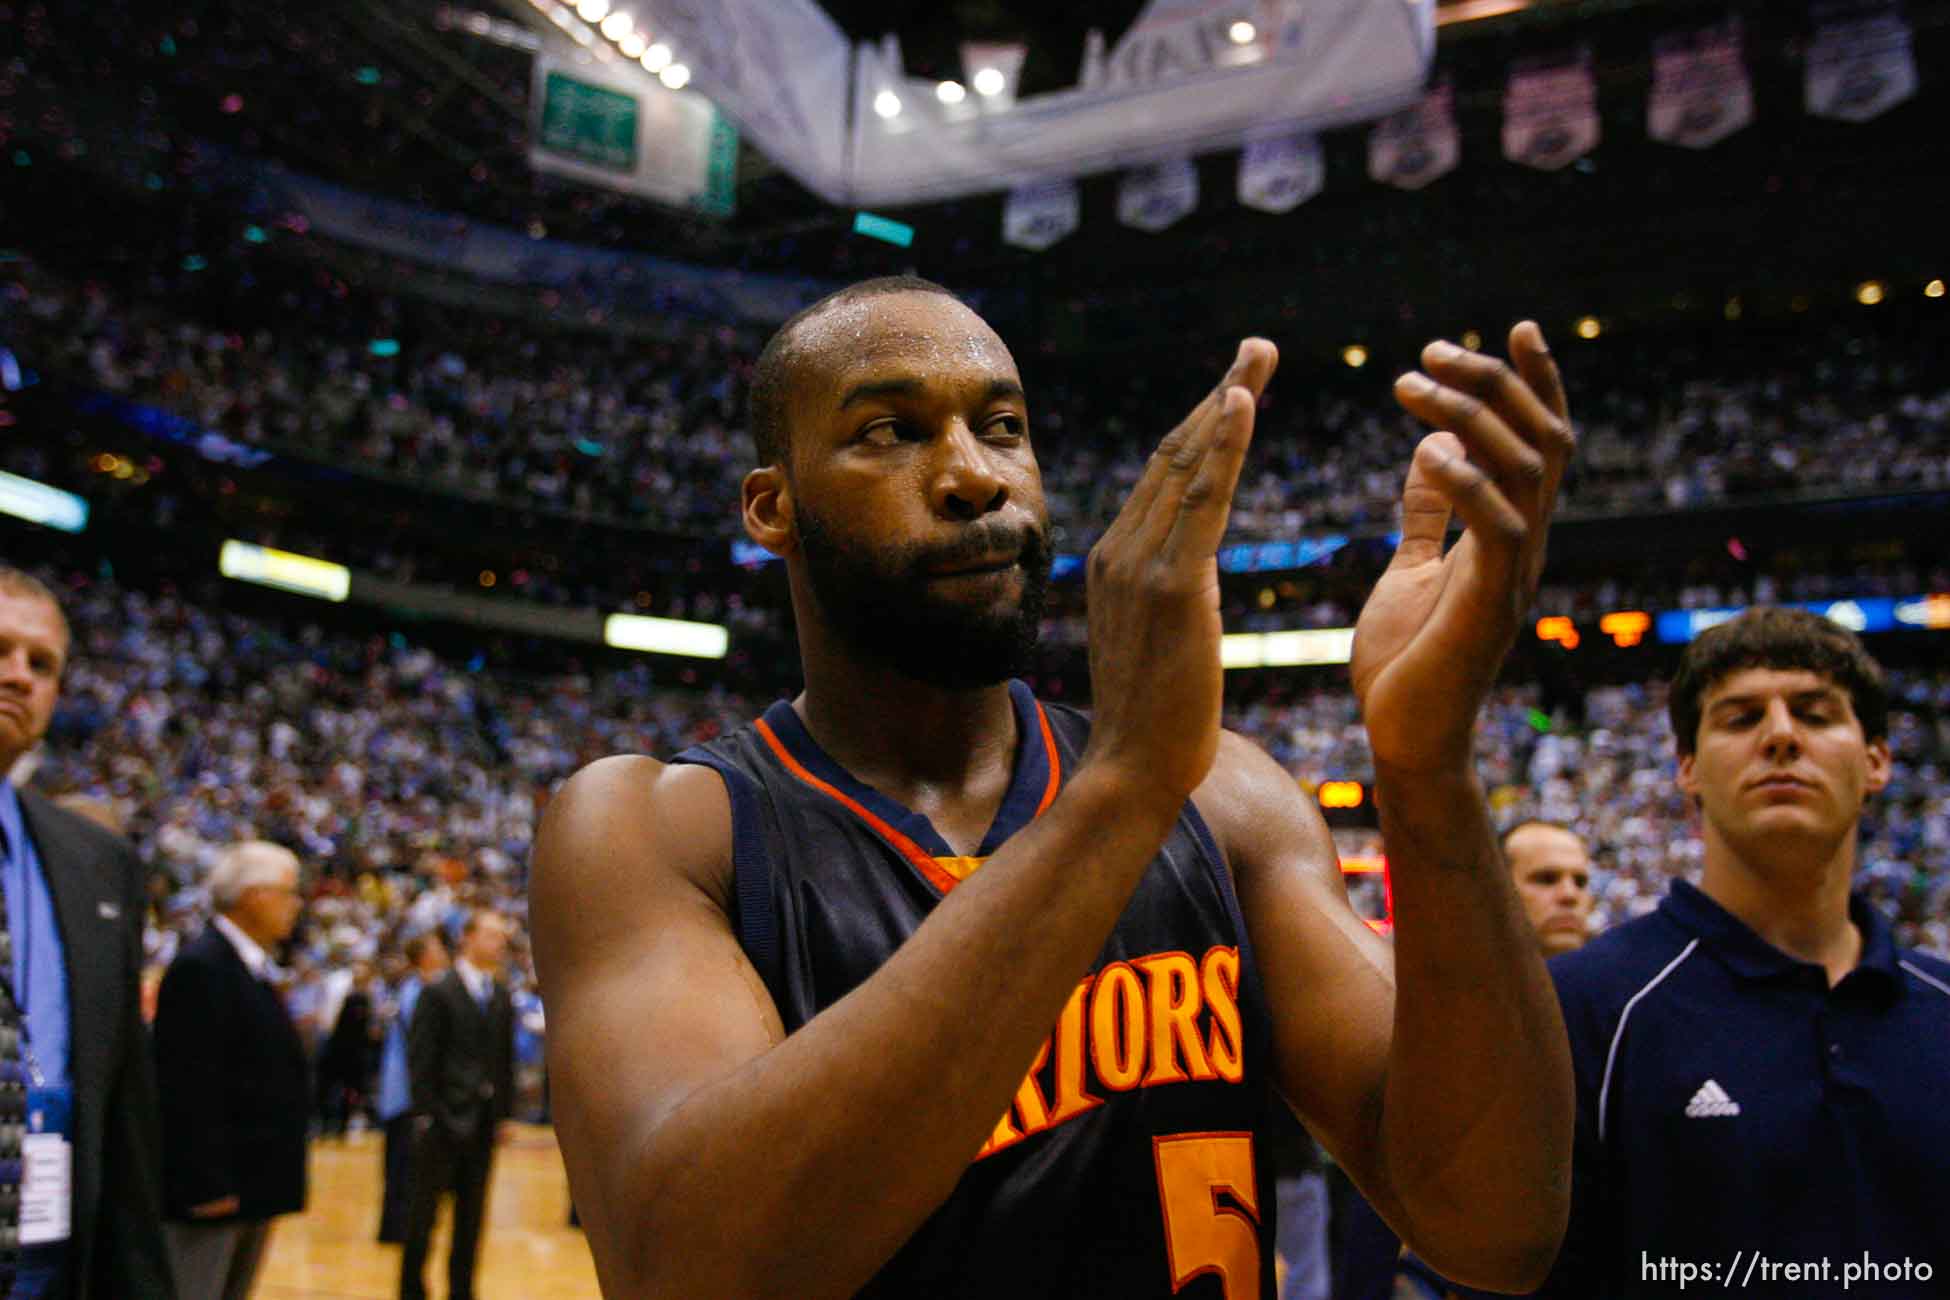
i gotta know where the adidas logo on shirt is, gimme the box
[1684,1079,1741,1118]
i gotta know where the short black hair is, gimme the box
[1667,606,1888,756]
[748,275,963,469]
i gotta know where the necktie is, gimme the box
[0,823,27,1293]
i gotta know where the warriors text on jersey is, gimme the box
[677,680,1279,1300]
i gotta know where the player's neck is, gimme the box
[794,650,1021,796]
[1698,826,1862,984]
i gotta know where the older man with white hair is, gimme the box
[154,841,311,1299]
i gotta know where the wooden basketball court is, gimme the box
[255,1125,601,1299]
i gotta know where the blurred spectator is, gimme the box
[375,931,449,1245]
[7,258,1949,546]
[401,910,515,1300]
[154,841,309,1300]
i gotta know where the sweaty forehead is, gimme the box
[789,293,1018,407]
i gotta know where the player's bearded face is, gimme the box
[796,504,1051,690]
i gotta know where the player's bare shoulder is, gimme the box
[531,754,737,953]
[1190,729,1341,890]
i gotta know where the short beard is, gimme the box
[796,507,1051,691]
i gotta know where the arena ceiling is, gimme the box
[34,0,1950,351]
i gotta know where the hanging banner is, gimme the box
[627,0,852,202]
[1806,4,1917,123]
[1501,52,1599,171]
[1238,131,1325,212]
[1648,19,1754,149]
[1003,179,1081,250]
[1118,158,1200,232]
[1368,83,1458,191]
[528,52,738,215]
[844,0,1431,205]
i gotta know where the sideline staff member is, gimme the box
[1541,608,1950,1297]
[0,567,174,1298]
[1503,821,1594,957]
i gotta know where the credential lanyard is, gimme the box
[3,845,47,1090]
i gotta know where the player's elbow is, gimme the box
[1416,1209,1566,1294]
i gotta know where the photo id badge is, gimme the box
[20,1084,74,1246]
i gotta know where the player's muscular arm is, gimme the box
[1355,323,1576,1289]
[534,341,1279,1300]
[1204,731,1563,1291]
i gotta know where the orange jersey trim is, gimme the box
[753,716,962,894]
[752,699,1064,897]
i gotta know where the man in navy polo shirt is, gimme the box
[1540,607,1950,1298]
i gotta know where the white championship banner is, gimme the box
[1117,158,1200,233]
[1238,132,1324,214]
[1806,5,1918,124]
[1003,179,1081,251]
[1369,83,1460,192]
[1502,52,1600,171]
[1648,19,1754,150]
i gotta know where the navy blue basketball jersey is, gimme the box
[676,679,1279,1300]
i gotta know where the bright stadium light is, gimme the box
[219,541,351,603]
[1220,627,1356,669]
[659,62,690,89]
[874,89,902,119]
[973,67,1006,97]
[1342,345,1368,368]
[599,10,631,40]
[1926,278,1946,299]
[0,470,88,533]
[575,0,608,21]
[604,613,729,659]
[1229,20,1256,44]
[1576,315,1602,339]
[1856,280,1885,305]
[640,42,672,72]
[936,80,966,105]
[619,31,646,58]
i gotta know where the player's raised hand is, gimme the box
[1081,338,1278,806]
[1351,322,1573,772]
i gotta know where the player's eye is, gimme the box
[859,420,917,447]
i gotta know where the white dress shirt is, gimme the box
[213,913,273,982]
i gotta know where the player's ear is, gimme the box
[1675,751,1701,801]
[1862,735,1892,799]
[743,464,796,557]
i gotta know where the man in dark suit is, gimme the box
[0,566,175,1300]
[154,840,310,1298]
[400,909,514,1300]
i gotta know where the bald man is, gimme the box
[1502,822,1595,956]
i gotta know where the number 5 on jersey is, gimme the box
[1153,1132,1261,1299]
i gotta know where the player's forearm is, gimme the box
[612,765,1183,1298]
[1371,761,1573,1290]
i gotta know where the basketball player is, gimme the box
[532,278,1578,1299]
[1540,608,1950,1296]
